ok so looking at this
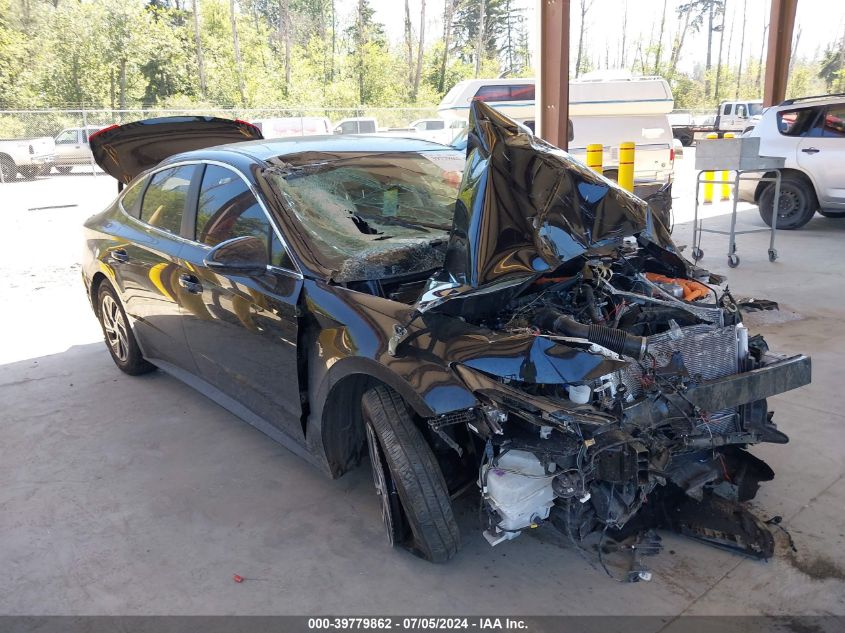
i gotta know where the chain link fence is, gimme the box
[0,106,444,182]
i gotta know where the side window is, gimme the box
[735,104,747,118]
[120,176,148,218]
[56,130,77,144]
[821,105,845,138]
[426,120,445,130]
[475,84,535,102]
[723,104,733,115]
[81,129,89,143]
[140,165,196,235]
[196,165,294,269]
[340,121,357,134]
[777,107,821,137]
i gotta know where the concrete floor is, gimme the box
[1,165,844,616]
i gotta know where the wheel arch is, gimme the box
[753,167,818,203]
[89,271,110,315]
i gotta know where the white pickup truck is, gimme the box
[0,136,55,181]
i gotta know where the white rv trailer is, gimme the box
[438,76,675,187]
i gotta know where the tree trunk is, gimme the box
[620,2,627,68]
[653,0,668,75]
[229,0,246,106]
[714,0,727,101]
[413,0,425,101]
[357,0,365,104]
[704,1,714,98]
[191,0,207,98]
[405,0,414,91]
[669,8,692,75]
[755,22,767,94]
[119,58,126,109]
[331,0,336,80]
[279,0,292,94]
[734,0,747,99]
[438,0,455,92]
[575,0,588,78]
[475,0,486,77]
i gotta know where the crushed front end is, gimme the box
[416,101,811,577]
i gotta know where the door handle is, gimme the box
[111,248,129,263]
[801,147,820,154]
[178,273,203,294]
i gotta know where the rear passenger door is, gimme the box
[177,163,305,439]
[797,104,845,207]
[113,164,200,373]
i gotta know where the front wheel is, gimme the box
[361,386,460,563]
[0,156,17,181]
[758,175,817,230]
[96,282,155,375]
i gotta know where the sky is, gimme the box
[369,0,845,75]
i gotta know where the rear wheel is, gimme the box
[758,175,817,230]
[0,156,17,181]
[96,281,155,375]
[361,386,460,563]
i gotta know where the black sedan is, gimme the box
[83,103,810,574]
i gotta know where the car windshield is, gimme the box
[266,150,465,281]
[748,103,763,116]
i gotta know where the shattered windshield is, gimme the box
[266,151,465,281]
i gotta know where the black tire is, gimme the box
[0,155,16,181]
[361,386,460,563]
[680,134,693,146]
[818,209,845,218]
[56,165,73,175]
[96,281,155,375]
[758,175,818,230]
[18,166,38,180]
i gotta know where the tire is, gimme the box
[18,166,38,180]
[56,165,73,175]
[361,386,460,563]
[758,175,818,230]
[96,281,155,375]
[818,209,845,218]
[0,155,17,181]
[680,134,693,146]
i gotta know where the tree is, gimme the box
[574,0,593,78]
[653,0,668,75]
[438,0,456,92]
[404,0,414,92]
[229,0,246,105]
[413,0,425,100]
[191,0,207,98]
[734,0,746,99]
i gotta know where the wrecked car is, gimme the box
[82,103,811,574]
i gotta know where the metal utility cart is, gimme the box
[692,137,786,268]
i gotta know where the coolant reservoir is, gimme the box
[484,450,556,533]
[569,384,592,404]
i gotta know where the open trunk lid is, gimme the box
[89,116,263,184]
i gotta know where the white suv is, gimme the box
[738,94,845,229]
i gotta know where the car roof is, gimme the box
[167,134,458,164]
[778,94,845,108]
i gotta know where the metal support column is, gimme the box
[538,0,570,150]
[763,0,798,107]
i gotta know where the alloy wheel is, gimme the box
[100,294,129,362]
[365,422,400,546]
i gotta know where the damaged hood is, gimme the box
[419,101,677,312]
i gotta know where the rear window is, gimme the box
[140,165,196,235]
[777,107,821,137]
[821,105,845,137]
[474,84,535,103]
[120,176,147,218]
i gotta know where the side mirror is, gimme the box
[204,235,268,276]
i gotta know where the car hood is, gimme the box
[418,100,679,313]
[89,116,262,184]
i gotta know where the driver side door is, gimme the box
[176,163,305,440]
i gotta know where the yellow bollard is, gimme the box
[721,132,735,201]
[703,132,718,204]
[586,143,603,174]
[618,142,635,192]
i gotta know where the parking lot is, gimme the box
[1,159,843,617]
